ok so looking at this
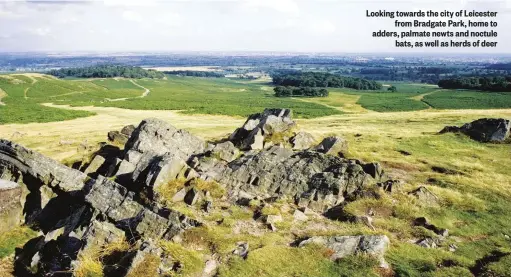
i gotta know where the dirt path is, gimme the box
[410,90,440,109]
[104,80,150,102]
[0,88,6,106]
[24,87,31,99]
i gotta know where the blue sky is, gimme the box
[0,0,510,53]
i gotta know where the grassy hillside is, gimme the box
[2,74,511,125]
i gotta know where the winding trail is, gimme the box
[104,79,150,102]
[0,88,6,106]
[409,90,440,109]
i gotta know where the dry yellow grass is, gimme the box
[0,104,244,161]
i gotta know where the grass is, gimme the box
[159,241,204,276]
[218,245,380,277]
[0,75,341,125]
[74,239,131,277]
[0,226,38,259]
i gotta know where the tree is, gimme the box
[387,85,397,92]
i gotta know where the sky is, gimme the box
[0,0,510,53]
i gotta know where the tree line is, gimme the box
[438,76,511,92]
[48,65,165,79]
[274,86,329,97]
[163,70,225,78]
[271,71,382,90]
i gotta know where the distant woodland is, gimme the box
[48,65,165,79]
[271,72,383,91]
[438,76,511,92]
[163,71,225,77]
[274,86,329,97]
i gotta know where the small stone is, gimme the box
[184,187,203,205]
[233,242,249,258]
[202,201,213,213]
[264,214,283,224]
[172,188,187,203]
[293,210,308,221]
[313,136,348,157]
[203,259,218,277]
[84,155,106,175]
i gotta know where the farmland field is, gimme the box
[2,75,511,125]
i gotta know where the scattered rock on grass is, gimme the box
[440,118,510,143]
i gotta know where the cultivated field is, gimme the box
[1,74,511,276]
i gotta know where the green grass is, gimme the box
[0,226,38,258]
[424,90,511,110]
[218,245,380,277]
[0,75,341,124]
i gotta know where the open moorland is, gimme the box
[1,74,511,277]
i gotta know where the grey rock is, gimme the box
[184,187,203,205]
[108,130,129,145]
[83,155,106,175]
[202,259,218,277]
[230,109,295,150]
[377,179,402,193]
[120,118,205,186]
[120,124,136,137]
[355,215,376,231]
[362,162,385,181]
[416,237,440,248]
[409,186,439,205]
[290,132,315,150]
[195,147,370,213]
[264,214,283,224]
[0,179,21,213]
[293,209,308,221]
[233,242,249,258]
[440,118,511,142]
[0,139,88,192]
[210,141,240,162]
[299,235,390,268]
[413,217,448,237]
[172,188,187,203]
[313,136,348,157]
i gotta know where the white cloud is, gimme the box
[28,27,51,36]
[243,0,300,15]
[122,10,142,22]
[309,20,336,35]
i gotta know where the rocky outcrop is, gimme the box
[0,109,397,276]
[230,108,296,150]
[299,235,390,268]
[114,118,205,191]
[0,139,199,276]
[440,118,511,143]
[194,146,374,212]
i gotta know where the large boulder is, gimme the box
[229,109,296,150]
[440,118,510,143]
[115,118,205,189]
[299,235,390,268]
